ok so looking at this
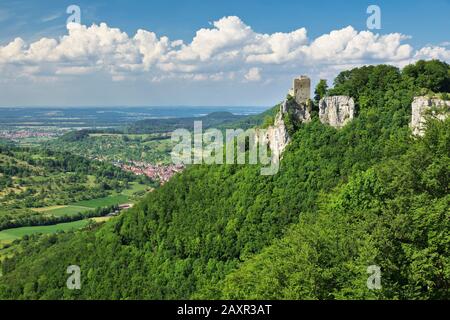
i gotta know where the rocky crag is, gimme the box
[258,97,312,161]
[261,76,355,160]
[410,96,450,136]
[319,96,355,128]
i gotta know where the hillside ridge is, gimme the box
[0,60,449,300]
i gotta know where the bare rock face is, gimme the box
[411,96,450,136]
[258,111,290,161]
[281,97,312,124]
[259,98,312,160]
[319,96,355,128]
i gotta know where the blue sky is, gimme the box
[2,0,449,47]
[0,0,449,107]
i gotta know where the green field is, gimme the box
[0,146,151,246]
[0,146,140,229]
[0,184,149,244]
[73,194,129,208]
[42,205,92,217]
[33,183,147,216]
[121,182,150,196]
[0,220,91,243]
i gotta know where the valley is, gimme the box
[0,107,265,254]
[0,140,155,249]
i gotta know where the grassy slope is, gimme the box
[42,206,92,217]
[0,220,90,242]
[73,194,129,208]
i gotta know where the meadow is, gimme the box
[0,219,90,243]
[38,205,92,217]
[73,194,129,208]
[0,180,152,251]
[0,145,154,243]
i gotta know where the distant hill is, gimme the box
[217,105,279,130]
[0,138,13,147]
[126,111,245,134]
[58,108,276,137]
[60,130,90,142]
[124,108,280,133]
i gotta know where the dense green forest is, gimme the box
[0,60,448,299]
[47,132,174,164]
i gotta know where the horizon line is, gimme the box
[0,105,271,109]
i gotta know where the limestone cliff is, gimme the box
[319,96,355,128]
[260,74,355,159]
[258,97,312,160]
[282,96,312,124]
[258,110,290,161]
[411,96,450,136]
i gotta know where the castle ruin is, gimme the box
[259,75,356,168]
[289,75,311,105]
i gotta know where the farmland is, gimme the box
[0,145,155,234]
[0,219,91,244]
[73,194,129,208]
[37,205,92,217]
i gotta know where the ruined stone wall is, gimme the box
[263,76,357,161]
[289,76,311,105]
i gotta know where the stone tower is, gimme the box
[289,75,311,105]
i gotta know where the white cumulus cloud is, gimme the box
[0,15,448,84]
[245,67,262,81]
[414,46,450,61]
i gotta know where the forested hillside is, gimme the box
[0,60,448,299]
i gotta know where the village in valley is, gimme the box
[0,129,58,141]
[115,161,184,185]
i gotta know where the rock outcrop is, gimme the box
[319,96,355,128]
[258,110,290,161]
[259,75,356,161]
[259,98,312,160]
[281,96,312,124]
[411,96,450,136]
